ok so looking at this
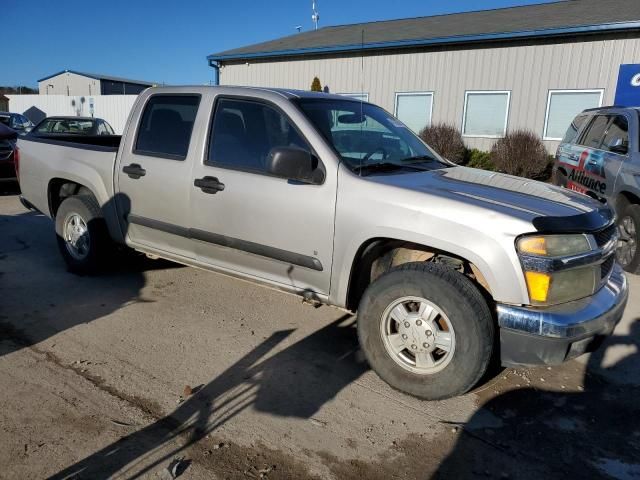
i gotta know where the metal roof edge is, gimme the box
[207,21,640,63]
[37,69,155,85]
[37,69,100,83]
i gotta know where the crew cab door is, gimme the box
[564,113,631,201]
[116,94,202,258]
[189,96,336,295]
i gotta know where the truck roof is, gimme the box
[583,105,640,113]
[144,85,372,103]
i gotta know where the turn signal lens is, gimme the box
[524,271,551,303]
[518,236,547,255]
[517,234,591,257]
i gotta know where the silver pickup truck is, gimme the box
[16,86,629,399]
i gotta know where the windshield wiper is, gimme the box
[400,155,449,166]
[352,161,430,176]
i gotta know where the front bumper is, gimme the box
[497,264,628,367]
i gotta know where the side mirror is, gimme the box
[609,143,628,155]
[266,147,324,184]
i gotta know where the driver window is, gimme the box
[208,98,310,173]
[601,115,629,155]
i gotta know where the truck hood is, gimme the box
[370,166,613,232]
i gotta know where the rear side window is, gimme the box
[579,115,609,149]
[601,115,629,153]
[561,113,589,144]
[135,95,200,160]
[207,98,309,172]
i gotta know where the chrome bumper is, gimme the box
[497,265,628,366]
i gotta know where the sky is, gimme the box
[3,0,558,87]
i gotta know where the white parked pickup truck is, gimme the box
[16,86,628,399]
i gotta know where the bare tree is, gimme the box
[490,130,550,179]
[419,123,466,164]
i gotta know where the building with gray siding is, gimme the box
[38,70,156,96]
[207,0,640,152]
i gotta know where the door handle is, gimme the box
[194,176,225,194]
[122,163,146,179]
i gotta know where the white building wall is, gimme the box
[6,95,138,134]
[219,34,640,152]
[38,72,101,96]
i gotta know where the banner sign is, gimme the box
[614,64,640,107]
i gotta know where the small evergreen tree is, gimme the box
[311,77,322,92]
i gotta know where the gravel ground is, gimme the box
[0,191,639,480]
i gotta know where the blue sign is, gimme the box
[614,64,640,107]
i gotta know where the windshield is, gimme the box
[35,119,97,135]
[296,99,450,174]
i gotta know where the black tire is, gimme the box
[55,195,110,274]
[357,262,494,400]
[556,169,568,188]
[617,203,640,274]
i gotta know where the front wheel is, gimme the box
[617,204,640,274]
[55,195,111,274]
[556,170,568,188]
[357,262,494,400]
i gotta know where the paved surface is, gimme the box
[0,191,638,480]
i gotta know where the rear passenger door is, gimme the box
[563,115,609,199]
[116,94,202,259]
[599,113,631,198]
[189,96,336,296]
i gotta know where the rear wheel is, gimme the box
[617,204,640,274]
[357,262,494,400]
[55,195,111,274]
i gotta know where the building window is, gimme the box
[543,89,603,141]
[337,93,369,101]
[462,91,510,138]
[395,92,433,134]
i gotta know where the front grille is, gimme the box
[593,224,617,248]
[600,255,614,280]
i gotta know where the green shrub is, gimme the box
[310,77,322,92]
[419,123,466,164]
[466,149,495,171]
[490,130,549,179]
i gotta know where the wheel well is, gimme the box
[48,178,94,217]
[558,166,567,176]
[345,238,492,311]
[617,191,640,212]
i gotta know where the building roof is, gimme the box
[208,0,640,63]
[37,69,157,86]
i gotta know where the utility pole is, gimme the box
[312,1,319,30]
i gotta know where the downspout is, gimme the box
[209,60,220,86]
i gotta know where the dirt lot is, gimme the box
[1,192,639,479]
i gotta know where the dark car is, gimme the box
[0,112,34,135]
[552,105,640,273]
[0,122,18,184]
[31,116,115,136]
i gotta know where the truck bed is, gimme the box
[17,134,121,219]
[24,134,122,150]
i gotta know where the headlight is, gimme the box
[517,234,598,305]
[517,234,591,257]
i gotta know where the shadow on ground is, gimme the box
[434,319,640,479]
[0,210,179,361]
